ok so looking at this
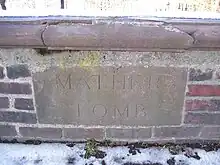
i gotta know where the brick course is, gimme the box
[0,125,17,136]
[63,128,105,140]
[106,128,152,140]
[189,68,213,81]
[154,126,201,138]
[14,98,34,110]
[0,97,9,109]
[185,99,220,111]
[19,127,62,139]
[187,85,220,96]
[7,64,31,79]
[0,111,37,124]
[0,82,32,94]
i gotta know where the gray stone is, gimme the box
[0,111,37,124]
[154,126,201,138]
[19,127,62,139]
[0,125,17,136]
[7,64,31,79]
[0,97,9,108]
[200,127,220,139]
[14,98,34,110]
[106,128,152,139]
[0,82,32,94]
[184,113,220,125]
[33,66,187,126]
[63,128,104,140]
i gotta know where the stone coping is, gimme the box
[0,16,220,51]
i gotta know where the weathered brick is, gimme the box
[200,127,220,139]
[106,128,152,139]
[189,68,213,81]
[0,66,5,79]
[14,98,34,110]
[7,65,31,79]
[187,85,220,96]
[19,127,62,139]
[185,99,220,111]
[0,97,9,108]
[154,126,201,138]
[0,82,32,94]
[0,125,17,136]
[184,112,220,125]
[63,128,104,140]
[0,111,37,124]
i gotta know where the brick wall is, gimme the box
[1,49,220,143]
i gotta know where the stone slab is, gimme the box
[33,67,187,126]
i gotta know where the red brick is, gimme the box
[185,100,220,111]
[187,85,220,96]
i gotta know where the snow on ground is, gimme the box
[1,142,220,165]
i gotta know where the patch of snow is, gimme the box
[1,143,220,165]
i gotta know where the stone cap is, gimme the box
[0,16,220,51]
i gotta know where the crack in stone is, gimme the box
[40,24,49,47]
[184,30,197,45]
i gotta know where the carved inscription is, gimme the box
[55,73,150,91]
[33,67,187,126]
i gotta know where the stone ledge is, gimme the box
[0,16,220,51]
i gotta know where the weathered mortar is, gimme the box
[1,49,220,71]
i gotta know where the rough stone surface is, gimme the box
[33,66,187,126]
[0,111,37,124]
[63,128,104,140]
[0,125,17,136]
[7,64,31,79]
[14,98,34,110]
[19,127,62,139]
[0,82,32,94]
[44,24,194,49]
[106,128,152,139]
[154,126,201,138]
[0,97,9,109]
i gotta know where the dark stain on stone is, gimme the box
[167,157,175,165]
[67,157,75,164]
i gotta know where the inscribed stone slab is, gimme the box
[33,67,187,126]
